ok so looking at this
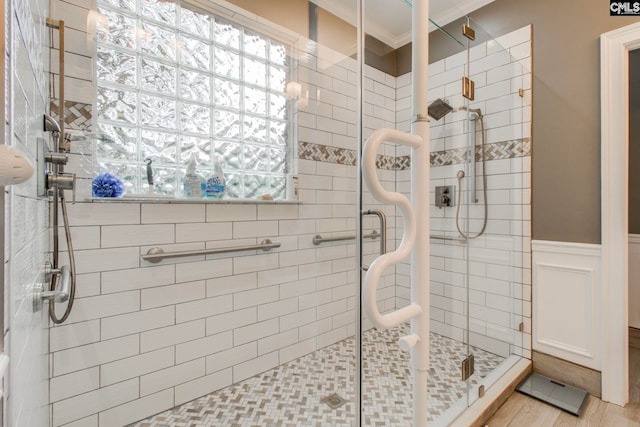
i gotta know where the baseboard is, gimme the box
[532,350,601,398]
[450,358,532,427]
[630,327,640,349]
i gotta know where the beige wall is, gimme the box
[318,8,357,57]
[434,0,640,244]
[226,0,399,69]
[225,0,309,37]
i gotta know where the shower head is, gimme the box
[43,114,61,133]
[427,98,454,121]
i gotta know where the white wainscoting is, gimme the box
[629,234,640,329]
[532,240,602,370]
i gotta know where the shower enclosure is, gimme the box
[357,4,530,426]
[41,0,531,425]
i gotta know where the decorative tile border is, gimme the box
[50,100,93,131]
[298,141,357,166]
[297,141,397,170]
[299,138,531,170]
[430,138,532,168]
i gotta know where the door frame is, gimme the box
[600,21,640,406]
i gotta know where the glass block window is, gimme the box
[95,0,290,198]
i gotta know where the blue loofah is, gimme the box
[92,173,125,197]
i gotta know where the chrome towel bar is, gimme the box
[142,239,280,263]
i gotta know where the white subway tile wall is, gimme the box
[6,0,51,426]
[395,25,532,360]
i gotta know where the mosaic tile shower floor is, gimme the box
[134,325,504,426]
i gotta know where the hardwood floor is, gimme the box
[486,343,640,426]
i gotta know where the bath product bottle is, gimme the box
[286,173,299,201]
[183,154,204,198]
[204,156,225,199]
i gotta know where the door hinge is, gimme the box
[462,76,475,101]
[462,24,475,41]
[519,322,525,332]
[461,353,475,381]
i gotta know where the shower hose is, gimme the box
[49,183,77,324]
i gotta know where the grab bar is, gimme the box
[430,235,467,243]
[363,209,387,256]
[312,230,379,245]
[142,239,280,263]
[361,128,423,330]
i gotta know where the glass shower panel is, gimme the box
[422,12,531,422]
[358,0,413,424]
[359,1,479,425]
[462,17,527,408]
[56,1,366,425]
[426,20,473,425]
[291,1,363,425]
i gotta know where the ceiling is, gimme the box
[309,0,496,49]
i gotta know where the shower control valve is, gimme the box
[435,185,455,208]
[47,172,77,203]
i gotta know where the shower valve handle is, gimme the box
[47,172,76,203]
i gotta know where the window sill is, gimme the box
[85,196,301,205]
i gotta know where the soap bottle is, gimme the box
[183,154,204,198]
[204,156,225,199]
[286,173,299,201]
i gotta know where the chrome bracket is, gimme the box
[462,24,476,41]
[32,283,45,312]
[462,77,475,101]
[479,384,485,398]
[33,264,71,312]
[412,114,430,123]
[461,353,475,381]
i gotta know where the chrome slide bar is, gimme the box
[142,239,280,263]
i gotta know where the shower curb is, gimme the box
[450,358,532,427]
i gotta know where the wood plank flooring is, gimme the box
[486,341,640,426]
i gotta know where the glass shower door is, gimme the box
[458,16,528,409]
[358,0,420,425]
[357,2,531,426]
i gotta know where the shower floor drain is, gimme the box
[321,393,347,409]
